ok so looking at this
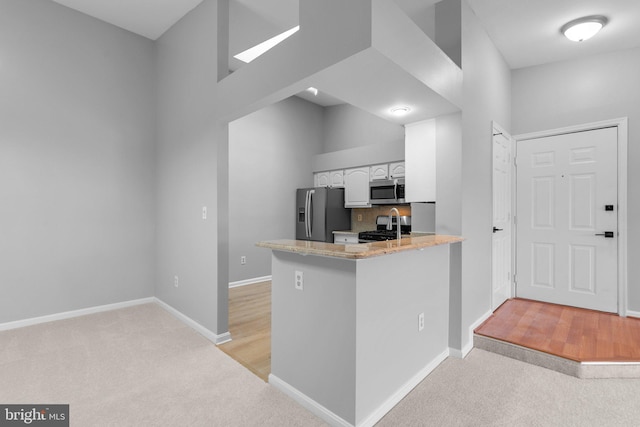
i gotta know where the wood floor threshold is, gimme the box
[475,298,640,365]
[218,281,272,382]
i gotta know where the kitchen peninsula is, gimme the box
[256,234,463,427]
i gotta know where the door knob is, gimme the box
[595,231,615,238]
[493,227,503,233]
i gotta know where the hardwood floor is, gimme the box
[219,289,640,380]
[475,298,640,362]
[218,281,272,382]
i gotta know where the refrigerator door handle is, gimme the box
[304,190,310,238]
[308,190,315,238]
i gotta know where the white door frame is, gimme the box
[514,117,628,316]
[491,121,515,308]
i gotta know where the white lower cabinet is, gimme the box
[344,167,371,208]
[333,231,359,244]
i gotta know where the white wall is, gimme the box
[229,97,324,283]
[512,47,640,312]
[454,1,511,351]
[155,0,227,334]
[322,104,404,153]
[0,0,156,323]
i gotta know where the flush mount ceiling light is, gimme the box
[234,25,300,63]
[306,87,319,96]
[561,15,608,42]
[390,106,411,116]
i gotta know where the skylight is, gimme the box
[234,25,300,63]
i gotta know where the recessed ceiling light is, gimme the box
[561,15,608,42]
[390,106,411,116]
[307,87,319,96]
[234,25,300,63]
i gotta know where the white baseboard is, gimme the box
[0,297,155,332]
[627,310,640,319]
[153,297,231,345]
[229,275,272,288]
[269,348,450,427]
[0,295,232,346]
[450,309,493,359]
[269,374,353,427]
[358,348,450,427]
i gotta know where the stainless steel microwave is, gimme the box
[369,178,406,205]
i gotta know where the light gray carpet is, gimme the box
[0,304,323,426]
[2,304,640,426]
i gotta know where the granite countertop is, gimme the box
[256,234,463,259]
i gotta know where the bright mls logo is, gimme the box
[0,405,68,426]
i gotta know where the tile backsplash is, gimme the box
[350,205,411,233]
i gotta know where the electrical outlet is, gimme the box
[240,256,247,265]
[174,275,179,288]
[295,270,304,290]
[357,214,363,221]
[418,313,425,332]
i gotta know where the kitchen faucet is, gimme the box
[387,207,401,241]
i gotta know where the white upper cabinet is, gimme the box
[389,161,405,178]
[344,167,371,208]
[315,170,344,188]
[329,170,345,187]
[369,164,389,181]
[315,172,330,187]
[405,119,436,202]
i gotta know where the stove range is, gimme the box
[358,215,411,242]
[358,229,410,242]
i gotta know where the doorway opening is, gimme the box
[512,118,628,315]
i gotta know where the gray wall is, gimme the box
[435,112,463,349]
[435,113,463,236]
[455,1,512,351]
[322,104,404,153]
[512,47,640,312]
[435,0,462,68]
[155,0,225,333]
[0,0,156,323]
[271,246,450,425]
[229,97,324,283]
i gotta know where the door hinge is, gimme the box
[513,156,517,167]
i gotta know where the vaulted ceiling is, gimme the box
[48,0,640,116]
[49,0,640,70]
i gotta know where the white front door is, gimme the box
[492,127,512,310]
[516,127,618,312]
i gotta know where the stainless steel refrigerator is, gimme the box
[296,187,351,242]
